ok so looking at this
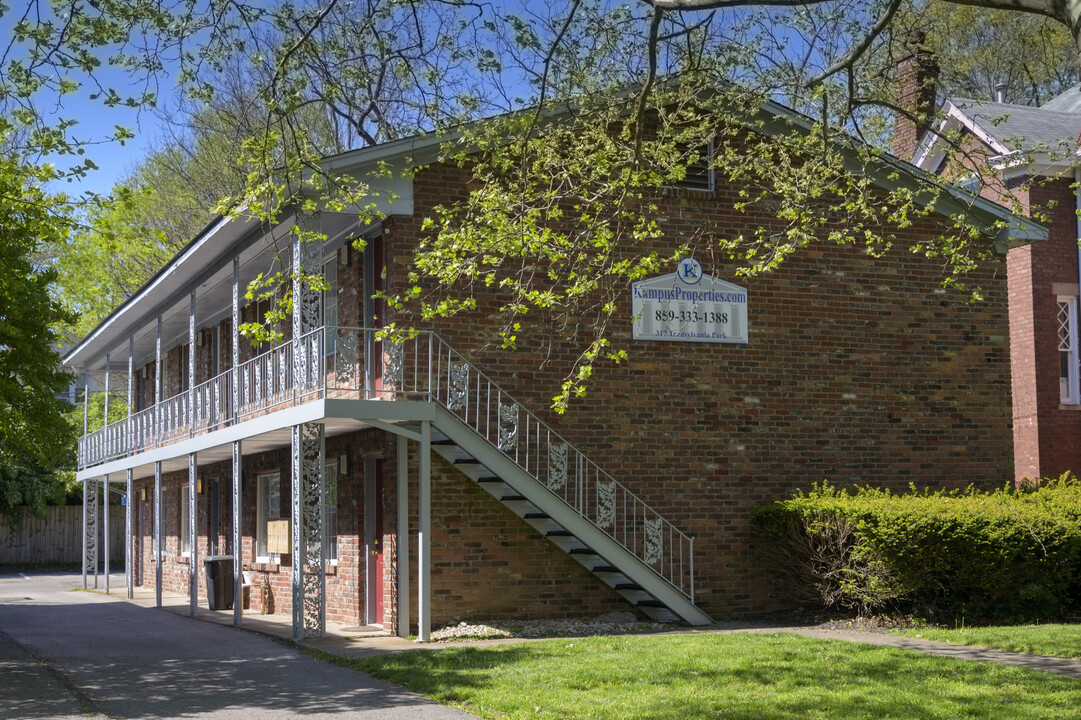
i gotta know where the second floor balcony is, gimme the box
[78,326,445,470]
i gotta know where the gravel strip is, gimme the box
[429,613,674,642]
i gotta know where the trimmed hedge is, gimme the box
[751,474,1081,619]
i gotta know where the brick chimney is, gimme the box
[893,30,939,160]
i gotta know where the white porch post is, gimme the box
[232,257,243,625]
[126,336,134,599]
[232,440,242,626]
[155,315,162,608]
[188,291,198,617]
[102,353,110,593]
[125,469,133,599]
[397,434,410,638]
[103,473,109,593]
[155,461,162,608]
[189,454,198,616]
[82,370,89,436]
[232,257,239,425]
[418,420,430,642]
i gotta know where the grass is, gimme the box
[890,622,1081,659]
[350,632,1081,719]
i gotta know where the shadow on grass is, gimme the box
[354,633,1081,720]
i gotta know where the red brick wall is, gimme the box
[126,154,1018,623]
[379,160,1014,616]
[1008,178,1081,483]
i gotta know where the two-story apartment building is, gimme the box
[67,98,1044,641]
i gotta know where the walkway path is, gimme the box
[0,571,475,719]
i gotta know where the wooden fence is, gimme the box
[0,505,124,564]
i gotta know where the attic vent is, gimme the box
[670,141,715,192]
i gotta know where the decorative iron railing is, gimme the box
[77,326,695,601]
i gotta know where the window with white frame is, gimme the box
[180,485,190,557]
[256,472,281,562]
[325,461,338,564]
[1059,296,1079,404]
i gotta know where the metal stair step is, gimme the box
[546,530,573,537]
[454,458,481,465]
[477,476,501,484]
[592,565,618,573]
[432,439,458,446]
[615,582,643,591]
[569,548,598,555]
[637,599,666,608]
[524,512,549,520]
[500,494,526,502]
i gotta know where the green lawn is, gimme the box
[353,632,1081,719]
[890,622,1081,659]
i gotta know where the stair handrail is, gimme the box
[414,332,696,602]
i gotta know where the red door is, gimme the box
[365,456,385,625]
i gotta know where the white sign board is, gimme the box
[631,258,749,344]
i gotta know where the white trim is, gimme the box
[75,398,437,481]
[1058,295,1080,405]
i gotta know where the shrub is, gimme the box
[751,474,1081,619]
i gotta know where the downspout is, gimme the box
[1075,168,1081,403]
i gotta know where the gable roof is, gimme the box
[64,92,1048,372]
[913,86,1081,175]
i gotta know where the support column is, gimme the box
[232,257,239,424]
[290,422,325,640]
[189,453,198,617]
[418,420,430,642]
[82,369,90,436]
[232,440,242,625]
[155,461,162,608]
[126,469,133,599]
[81,479,88,589]
[189,291,195,436]
[155,316,162,440]
[102,353,110,593]
[103,474,109,593]
[126,336,134,600]
[85,479,98,590]
[397,435,410,638]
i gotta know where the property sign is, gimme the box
[631,258,749,344]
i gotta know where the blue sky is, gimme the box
[2,5,172,197]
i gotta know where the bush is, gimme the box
[751,474,1081,619]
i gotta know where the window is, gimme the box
[325,461,338,564]
[324,258,338,354]
[256,472,281,562]
[1059,296,1079,404]
[180,485,190,557]
[670,141,715,192]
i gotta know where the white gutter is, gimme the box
[1075,168,1081,400]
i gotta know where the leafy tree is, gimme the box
[0,155,77,521]
[8,0,1081,413]
[905,1,1080,106]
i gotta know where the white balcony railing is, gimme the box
[77,326,696,600]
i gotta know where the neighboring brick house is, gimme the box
[67,98,1043,640]
[904,70,1081,483]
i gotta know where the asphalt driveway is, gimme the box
[0,571,475,719]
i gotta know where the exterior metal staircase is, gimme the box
[415,335,713,626]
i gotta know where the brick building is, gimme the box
[67,98,1043,639]
[905,72,1081,483]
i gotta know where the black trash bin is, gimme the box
[203,555,234,611]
